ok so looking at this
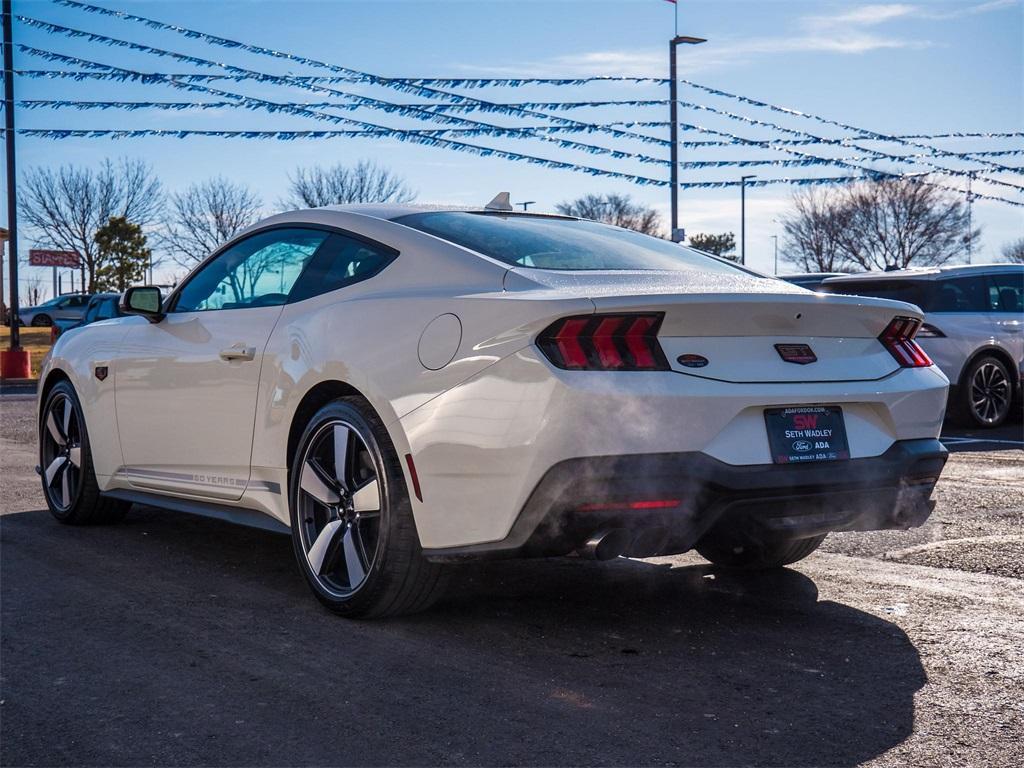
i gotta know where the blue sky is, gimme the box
[4,0,1022,288]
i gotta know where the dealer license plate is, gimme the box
[764,406,850,465]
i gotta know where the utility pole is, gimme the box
[2,0,29,378]
[740,174,756,266]
[669,32,706,242]
[771,234,778,275]
[966,171,975,265]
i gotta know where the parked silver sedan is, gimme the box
[15,294,92,327]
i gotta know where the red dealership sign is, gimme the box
[29,249,81,268]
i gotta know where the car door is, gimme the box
[114,227,330,500]
[922,276,992,384]
[986,270,1024,372]
[54,295,88,321]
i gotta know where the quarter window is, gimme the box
[173,229,328,312]
[288,233,397,303]
[988,272,1023,314]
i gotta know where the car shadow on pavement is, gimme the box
[1,506,925,767]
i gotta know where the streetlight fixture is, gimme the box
[516,201,536,212]
[740,174,757,265]
[669,34,707,243]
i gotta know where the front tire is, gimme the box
[696,533,826,570]
[31,314,52,327]
[956,355,1013,428]
[288,397,447,618]
[40,380,129,524]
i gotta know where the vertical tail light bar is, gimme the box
[880,316,933,368]
[538,313,669,371]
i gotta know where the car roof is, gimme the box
[823,263,1022,284]
[316,203,578,222]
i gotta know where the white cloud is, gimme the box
[804,3,919,29]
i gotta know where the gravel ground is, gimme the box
[2,390,1022,766]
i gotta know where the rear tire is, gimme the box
[288,397,447,618]
[31,314,52,327]
[40,380,129,525]
[954,355,1013,428]
[696,533,826,570]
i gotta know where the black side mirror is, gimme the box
[120,286,165,323]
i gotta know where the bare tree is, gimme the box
[21,262,45,306]
[21,158,163,292]
[555,193,661,236]
[779,188,852,273]
[283,160,415,209]
[1002,237,1024,263]
[834,178,979,270]
[165,177,262,266]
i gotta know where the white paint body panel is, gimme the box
[39,206,950,549]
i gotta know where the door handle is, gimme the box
[219,344,256,362]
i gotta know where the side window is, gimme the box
[54,298,70,309]
[97,298,118,320]
[173,228,328,313]
[70,296,89,308]
[988,273,1023,314]
[288,232,397,303]
[931,277,989,312]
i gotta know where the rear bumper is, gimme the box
[422,438,947,561]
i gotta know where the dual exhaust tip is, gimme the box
[580,528,668,560]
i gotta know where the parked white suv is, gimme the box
[823,265,1023,428]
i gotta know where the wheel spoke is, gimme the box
[44,455,66,485]
[46,411,66,447]
[306,519,344,575]
[61,465,71,506]
[67,445,82,468]
[342,527,366,587]
[300,461,340,506]
[333,424,351,490]
[62,400,73,440]
[351,479,380,513]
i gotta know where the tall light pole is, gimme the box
[740,174,756,265]
[771,235,778,275]
[669,34,706,242]
[3,0,24,362]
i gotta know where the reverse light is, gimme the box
[538,313,669,371]
[880,316,933,368]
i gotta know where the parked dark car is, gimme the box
[52,293,123,338]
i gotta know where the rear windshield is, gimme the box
[395,212,751,275]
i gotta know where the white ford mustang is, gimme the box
[38,199,950,617]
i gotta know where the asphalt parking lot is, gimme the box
[1,390,1022,767]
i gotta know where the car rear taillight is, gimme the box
[880,316,933,368]
[538,313,669,371]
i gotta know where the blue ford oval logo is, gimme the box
[677,354,709,368]
[792,440,812,452]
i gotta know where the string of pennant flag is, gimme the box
[7,0,1021,205]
